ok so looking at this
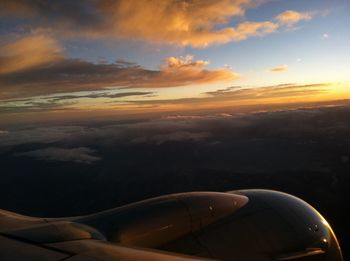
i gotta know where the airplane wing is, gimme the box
[0,209,211,261]
[0,234,212,260]
[0,190,343,261]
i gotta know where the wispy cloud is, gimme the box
[0,83,333,115]
[0,101,73,114]
[0,90,155,114]
[0,130,9,135]
[16,147,101,164]
[269,64,289,73]
[276,10,312,26]
[0,35,63,74]
[126,83,330,107]
[0,126,87,146]
[131,131,211,145]
[206,83,328,97]
[48,92,154,102]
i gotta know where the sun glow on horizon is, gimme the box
[0,1,349,124]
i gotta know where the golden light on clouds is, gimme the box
[1,82,349,124]
[270,65,289,73]
[0,0,347,123]
[0,1,314,48]
[0,37,238,99]
[69,83,349,117]
[157,56,239,86]
[99,0,278,47]
[276,10,312,26]
[0,35,62,74]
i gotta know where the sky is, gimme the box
[0,0,349,124]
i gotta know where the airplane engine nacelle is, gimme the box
[161,189,343,261]
[78,189,343,261]
[78,192,249,248]
[0,190,342,260]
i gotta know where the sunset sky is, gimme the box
[0,0,349,123]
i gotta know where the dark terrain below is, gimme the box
[1,105,349,258]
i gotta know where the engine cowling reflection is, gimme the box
[161,189,343,261]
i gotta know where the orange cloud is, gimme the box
[270,65,288,73]
[116,83,331,113]
[276,10,312,26]
[154,56,239,86]
[98,0,277,47]
[0,83,332,115]
[1,1,301,48]
[0,2,315,47]
[231,21,278,40]
[0,35,63,74]
[0,39,238,99]
[205,83,329,100]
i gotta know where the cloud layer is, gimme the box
[129,83,330,107]
[0,1,312,47]
[0,83,333,114]
[0,36,237,99]
[16,147,101,164]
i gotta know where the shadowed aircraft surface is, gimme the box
[0,190,343,260]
